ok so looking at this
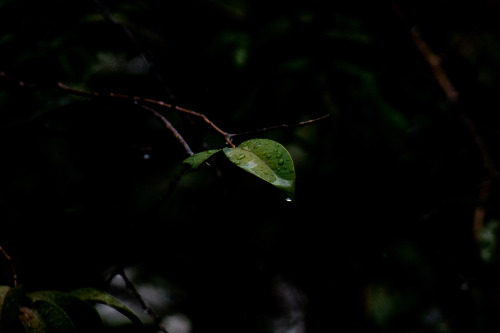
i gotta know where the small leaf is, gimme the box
[0,285,24,333]
[70,288,142,326]
[183,149,221,170]
[223,139,295,200]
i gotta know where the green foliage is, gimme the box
[3,0,500,332]
[182,149,221,170]
[0,286,141,333]
[183,139,296,200]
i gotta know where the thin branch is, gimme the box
[114,266,169,333]
[410,27,459,104]
[55,82,237,147]
[0,246,18,287]
[138,103,194,156]
[3,72,331,150]
[172,104,236,147]
[408,22,498,173]
[230,113,331,138]
[392,3,498,239]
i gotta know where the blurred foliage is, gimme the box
[1,0,500,332]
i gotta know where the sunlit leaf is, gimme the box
[223,139,295,200]
[70,288,142,326]
[183,149,221,170]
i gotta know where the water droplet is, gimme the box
[285,198,292,202]
[278,158,284,165]
[276,152,283,158]
[143,154,151,160]
[237,154,245,160]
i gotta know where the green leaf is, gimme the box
[223,139,295,200]
[20,300,75,333]
[0,285,24,333]
[27,290,102,331]
[0,286,10,319]
[70,288,142,326]
[182,149,221,170]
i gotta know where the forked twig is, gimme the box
[1,71,331,155]
[55,82,237,148]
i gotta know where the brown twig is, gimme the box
[138,103,194,156]
[55,82,237,148]
[410,27,459,104]
[0,246,18,287]
[230,113,331,138]
[55,82,332,147]
[114,266,169,333]
[2,72,332,150]
[393,4,498,239]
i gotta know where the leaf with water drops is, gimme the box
[183,149,221,170]
[223,139,295,200]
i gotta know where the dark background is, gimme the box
[2,0,500,332]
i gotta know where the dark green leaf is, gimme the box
[0,286,10,320]
[0,285,24,333]
[182,149,221,170]
[70,288,142,326]
[27,290,102,331]
[20,300,75,333]
[223,139,295,200]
